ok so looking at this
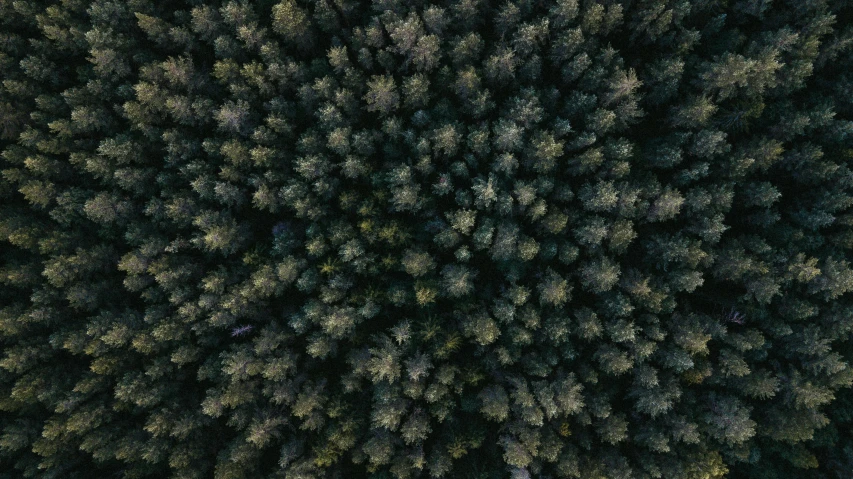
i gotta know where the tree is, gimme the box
[670,95,717,129]
[491,221,519,261]
[703,395,757,446]
[272,0,314,51]
[402,73,431,109]
[580,257,621,293]
[364,75,400,116]
[441,264,476,298]
[401,248,435,277]
[216,100,252,135]
[538,269,571,306]
[3,0,853,477]
[578,180,618,212]
[527,131,564,173]
[647,187,684,222]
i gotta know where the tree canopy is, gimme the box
[1,0,853,478]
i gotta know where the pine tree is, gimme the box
[2,0,853,477]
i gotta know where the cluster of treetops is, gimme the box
[1,0,853,477]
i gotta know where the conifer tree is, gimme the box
[2,0,853,477]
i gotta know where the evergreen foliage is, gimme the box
[1,0,853,478]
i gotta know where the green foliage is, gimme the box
[1,0,853,478]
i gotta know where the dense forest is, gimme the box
[1,0,853,477]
